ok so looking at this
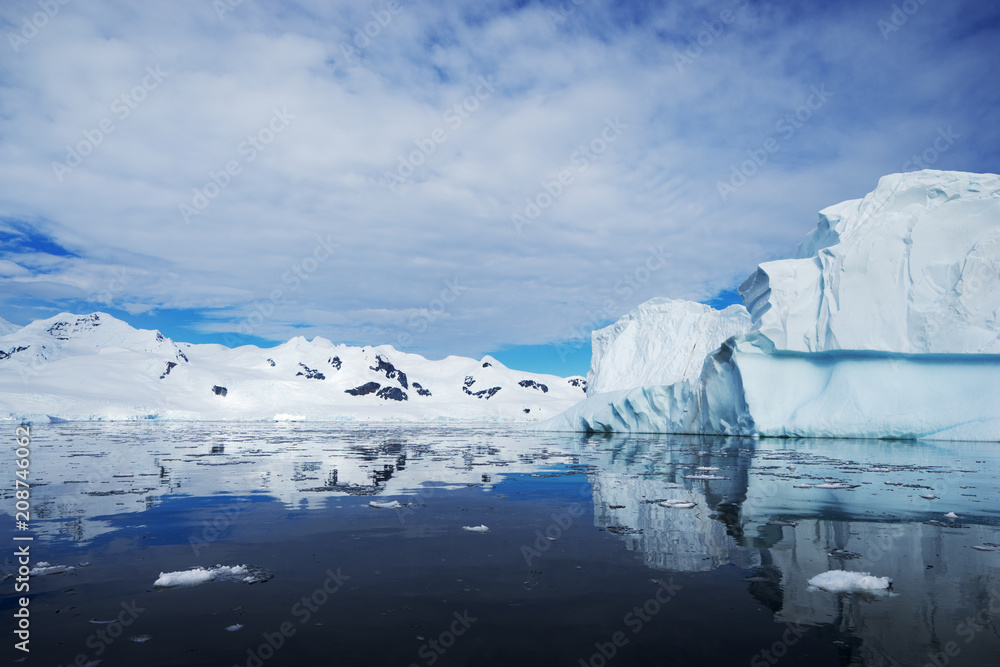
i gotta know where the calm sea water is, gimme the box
[4,422,1000,666]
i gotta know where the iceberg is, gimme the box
[535,170,1000,441]
[807,570,892,594]
[587,298,750,395]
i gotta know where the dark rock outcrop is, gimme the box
[376,386,407,401]
[329,356,342,370]
[412,381,431,396]
[0,345,29,361]
[370,354,407,388]
[159,361,177,379]
[212,385,228,397]
[296,363,326,380]
[345,381,381,396]
[518,379,548,393]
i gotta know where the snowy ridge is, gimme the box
[587,298,750,395]
[536,170,1000,441]
[0,312,586,422]
[0,315,20,337]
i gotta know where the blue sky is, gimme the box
[1,0,998,377]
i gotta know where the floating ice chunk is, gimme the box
[225,624,244,632]
[695,466,719,471]
[971,544,1000,552]
[683,474,728,480]
[808,570,892,594]
[154,564,274,588]
[462,525,489,533]
[369,500,402,509]
[767,520,798,527]
[30,562,75,576]
[944,512,959,519]
[920,494,938,500]
[658,500,697,509]
[792,484,812,489]
[129,635,152,643]
[814,483,859,490]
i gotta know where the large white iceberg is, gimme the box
[536,170,1000,441]
[741,170,1000,354]
[587,298,750,395]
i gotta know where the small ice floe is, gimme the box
[944,512,959,520]
[792,484,813,489]
[695,466,719,471]
[30,562,75,576]
[814,483,860,490]
[154,564,274,589]
[767,520,798,527]
[683,474,728,480]
[369,500,402,509]
[920,494,938,500]
[971,544,1000,552]
[462,525,489,533]
[829,549,862,560]
[129,634,152,643]
[867,467,892,473]
[807,570,892,594]
[225,624,244,632]
[658,500,697,509]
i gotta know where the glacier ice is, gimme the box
[807,570,892,594]
[536,170,1000,441]
[740,170,1000,354]
[587,298,750,395]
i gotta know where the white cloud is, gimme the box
[0,0,996,357]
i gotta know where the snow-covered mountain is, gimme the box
[587,298,750,395]
[536,170,1000,441]
[0,315,20,336]
[0,312,587,422]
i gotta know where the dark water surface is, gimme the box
[4,423,1000,666]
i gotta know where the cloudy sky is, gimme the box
[1,0,998,375]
